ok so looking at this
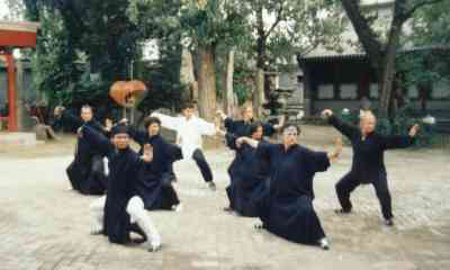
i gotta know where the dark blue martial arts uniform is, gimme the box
[64,112,107,195]
[328,115,415,219]
[225,134,270,217]
[82,125,144,244]
[129,127,183,210]
[256,142,330,245]
[224,117,275,137]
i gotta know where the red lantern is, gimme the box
[109,80,148,108]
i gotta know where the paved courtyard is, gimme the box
[0,126,449,269]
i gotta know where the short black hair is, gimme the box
[144,116,161,129]
[281,123,301,134]
[249,121,264,136]
[111,124,130,136]
[182,102,195,109]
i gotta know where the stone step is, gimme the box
[0,132,38,146]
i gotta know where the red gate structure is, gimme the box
[0,21,39,131]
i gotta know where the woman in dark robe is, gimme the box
[237,124,342,249]
[125,116,183,211]
[321,109,419,226]
[224,123,271,217]
[82,124,161,252]
[56,105,108,195]
[216,105,285,137]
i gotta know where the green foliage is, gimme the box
[397,0,450,89]
[24,0,142,108]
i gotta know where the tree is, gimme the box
[340,0,445,117]
[235,0,345,117]
[179,0,250,120]
[24,0,143,110]
[24,1,79,107]
[396,0,450,111]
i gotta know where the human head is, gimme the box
[182,102,195,119]
[144,116,161,136]
[80,105,94,122]
[359,111,377,135]
[281,124,301,147]
[111,124,130,150]
[242,105,254,122]
[249,122,264,140]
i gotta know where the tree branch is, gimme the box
[402,0,444,21]
[340,0,383,68]
[263,2,284,39]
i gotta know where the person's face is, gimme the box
[147,123,160,136]
[113,133,130,149]
[359,114,376,135]
[183,107,194,119]
[243,107,253,121]
[282,126,299,147]
[105,118,113,127]
[251,126,263,140]
[81,107,93,122]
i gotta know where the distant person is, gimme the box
[151,103,219,191]
[55,105,108,195]
[221,122,270,217]
[216,105,285,138]
[123,116,183,211]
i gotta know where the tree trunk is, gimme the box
[379,21,402,117]
[254,4,266,118]
[254,69,265,118]
[197,46,217,121]
[180,48,196,102]
[224,50,235,115]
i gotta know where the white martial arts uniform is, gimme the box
[90,195,161,249]
[151,112,216,159]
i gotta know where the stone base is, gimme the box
[0,132,38,146]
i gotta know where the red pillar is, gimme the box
[5,53,17,131]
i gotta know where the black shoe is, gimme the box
[334,208,351,215]
[254,222,264,230]
[384,218,394,226]
[207,181,216,191]
[223,206,233,212]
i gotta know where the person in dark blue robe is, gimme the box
[57,105,108,195]
[216,105,285,137]
[223,123,270,217]
[237,124,342,249]
[321,109,420,226]
[126,117,183,211]
[82,124,161,251]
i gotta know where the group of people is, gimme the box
[58,102,420,252]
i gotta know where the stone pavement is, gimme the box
[0,126,449,270]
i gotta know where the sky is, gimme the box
[0,0,11,19]
[0,0,23,21]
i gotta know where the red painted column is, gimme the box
[5,53,17,131]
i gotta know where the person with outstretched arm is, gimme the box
[321,109,419,226]
[151,103,219,191]
[237,124,342,250]
[83,124,161,252]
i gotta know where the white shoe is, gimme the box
[172,203,183,212]
[319,237,330,250]
[142,240,161,252]
[90,224,103,235]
